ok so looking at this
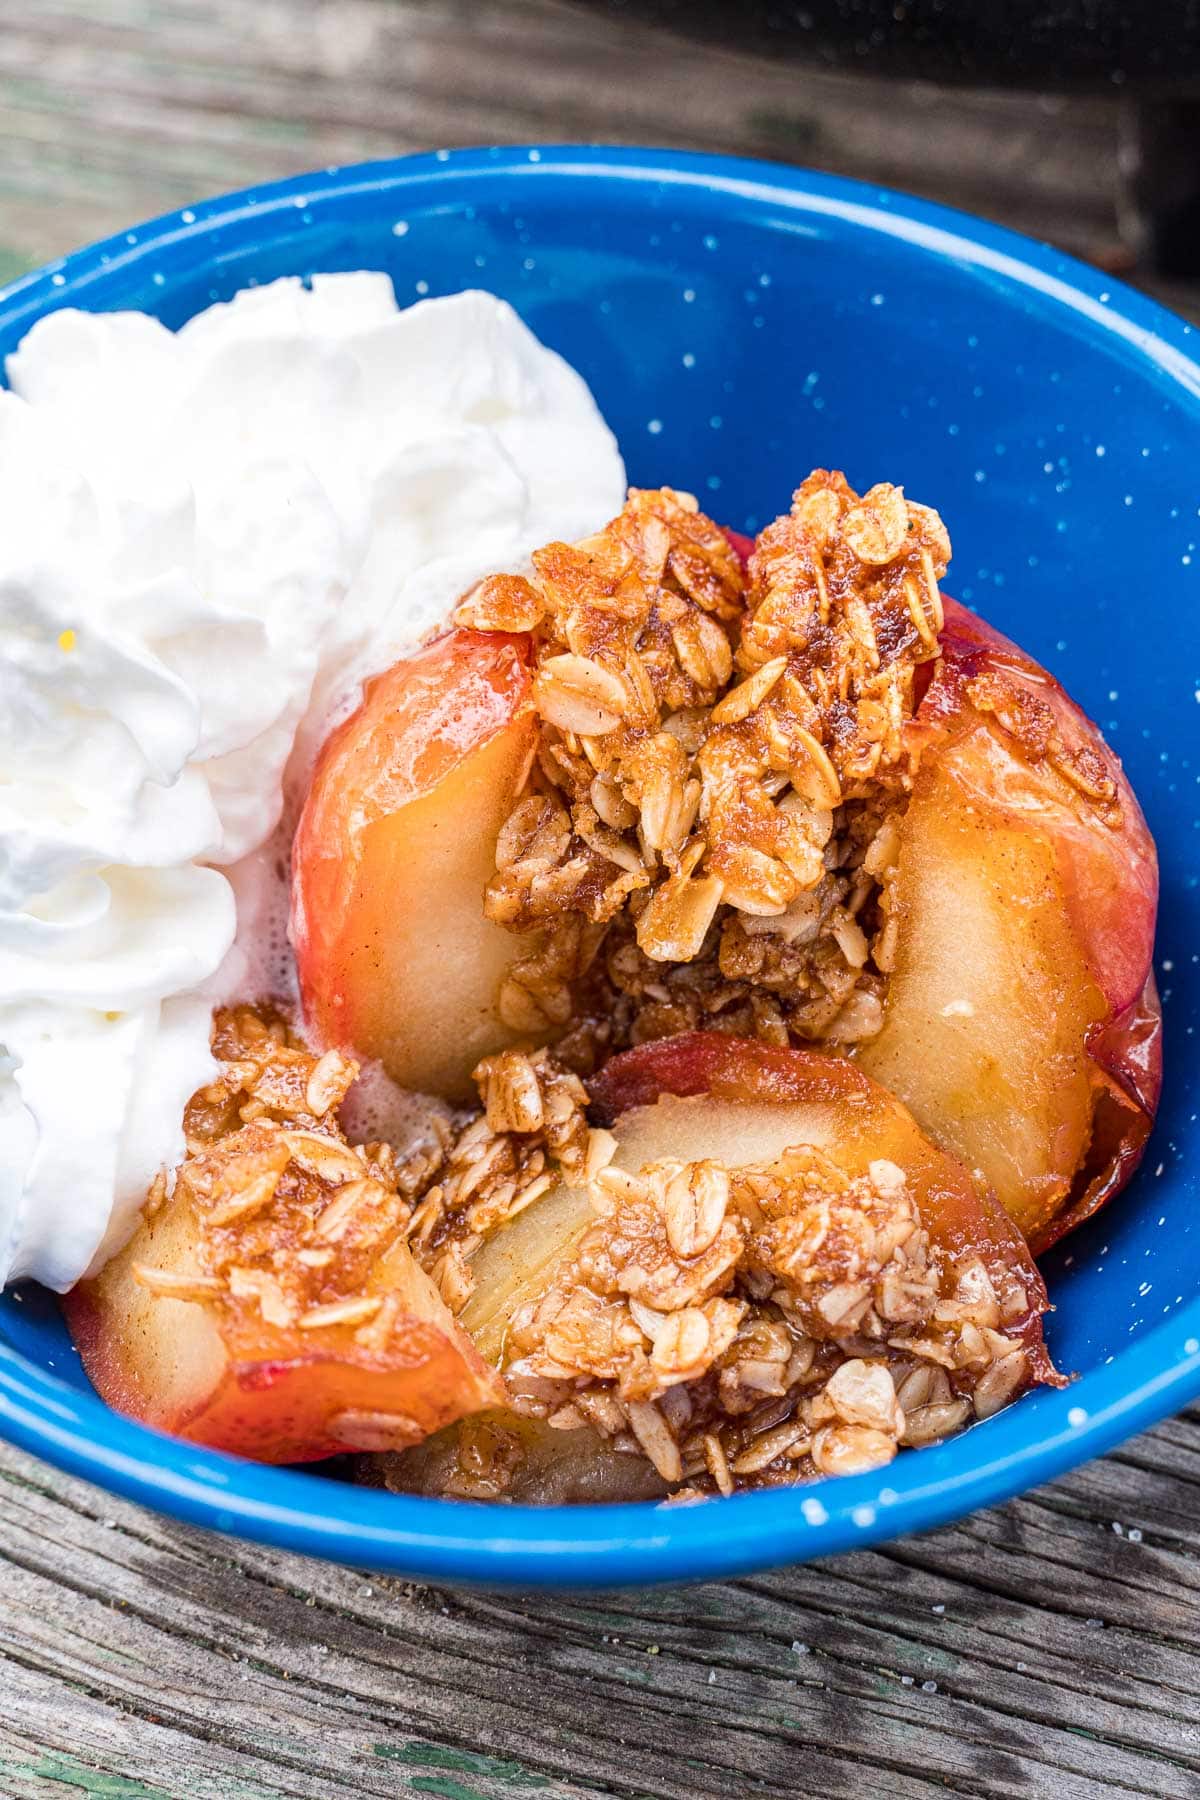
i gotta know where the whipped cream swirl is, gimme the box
[0,274,624,1290]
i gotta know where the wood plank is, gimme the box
[3,1419,1200,1800]
[0,0,1129,277]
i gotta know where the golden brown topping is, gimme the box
[462,473,951,1062]
[738,471,948,791]
[492,1138,1034,1495]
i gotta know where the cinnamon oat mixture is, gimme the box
[136,1009,582,1334]
[455,471,950,1063]
[389,1043,1039,1498]
[144,1009,1040,1496]
[133,1008,427,1345]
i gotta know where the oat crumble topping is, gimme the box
[454,471,949,1063]
[386,1041,1041,1500]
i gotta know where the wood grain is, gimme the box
[3,1414,1200,1800]
[0,0,1133,280]
[2,3,1199,1795]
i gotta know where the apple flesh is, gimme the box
[290,524,753,1105]
[291,629,539,1101]
[65,1157,503,1465]
[859,598,1161,1250]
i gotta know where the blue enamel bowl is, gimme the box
[1,147,1197,1587]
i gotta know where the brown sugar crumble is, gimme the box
[374,1044,1040,1501]
[455,471,950,1067]
[134,1007,425,1339]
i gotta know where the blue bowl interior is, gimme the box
[1,147,1198,1586]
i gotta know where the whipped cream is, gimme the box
[0,274,624,1290]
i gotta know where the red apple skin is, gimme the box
[291,628,539,1099]
[922,599,1162,1252]
[723,527,755,569]
[590,1032,1059,1384]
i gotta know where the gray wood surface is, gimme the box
[5,1414,1200,1800]
[1,3,1197,1796]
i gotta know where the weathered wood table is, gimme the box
[1,5,1195,1796]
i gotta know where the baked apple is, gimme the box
[293,472,1159,1280]
[65,1009,502,1463]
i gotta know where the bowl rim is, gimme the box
[1,142,1198,1588]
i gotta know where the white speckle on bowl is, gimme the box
[647,418,663,435]
[870,292,885,306]
[1067,1406,1088,1428]
[392,220,409,237]
[415,279,429,295]
[704,234,718,251]
[528,149,541,163]
[181,209,195,224]
[683,287,695,303]
[801,1497,828,1526]
[682,352,695,368]
[852,1504,876,1528]
[1186,1337,1200,1355]
[50,273,65,287]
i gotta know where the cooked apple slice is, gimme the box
[292,629,539,1100]
[65,1122,503,1464]
[859,598,1161,1249]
